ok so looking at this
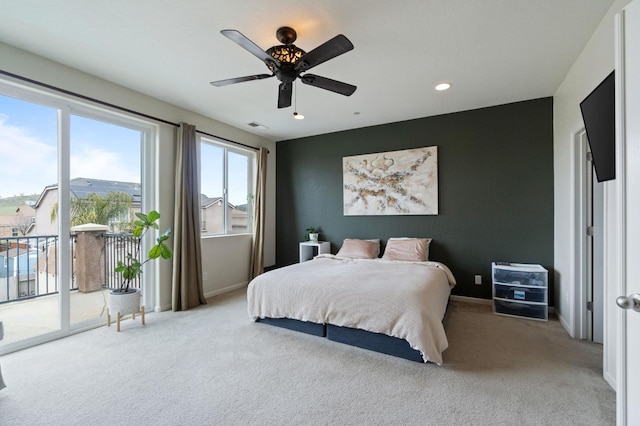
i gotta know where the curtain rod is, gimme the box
[0,69,265,153]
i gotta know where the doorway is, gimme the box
[0,82,156,355]
[576,130,604,343]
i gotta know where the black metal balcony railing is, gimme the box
[0,232,140,304]
[102,233,141,291]
[0,235,76,304]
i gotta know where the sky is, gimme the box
[0,93,248,205]
[200,142,249,206]
[0,94,140,199]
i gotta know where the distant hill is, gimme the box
[0,194,38,215]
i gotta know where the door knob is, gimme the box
[616,293,640,312]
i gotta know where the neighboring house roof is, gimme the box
[200,194,244,210]
[0,205,37,235]
[200,194,222,209]
[16,205,36,216]
[200,194,212,205]
[35,177,141,208]
[70,177,140,203]
[34,183,57,208]
[0,215,18,226]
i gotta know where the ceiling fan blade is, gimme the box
[278,82,292,108]
[210,74,273,87]
[221,29,280,69]
[295,34,354,72]
[300,74,357,96]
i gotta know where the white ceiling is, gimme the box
[0,0,614,142]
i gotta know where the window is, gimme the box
[200,137,254,236]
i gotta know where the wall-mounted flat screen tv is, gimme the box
[580,70,615,182]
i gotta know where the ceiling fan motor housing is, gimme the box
[275,63,297,84]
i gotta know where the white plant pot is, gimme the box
[108,288,142,316]
[107,288,144,332]
[309,233,319,242]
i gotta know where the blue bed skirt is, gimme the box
[256,317,423,363]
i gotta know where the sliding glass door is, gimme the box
[0,82,155,354]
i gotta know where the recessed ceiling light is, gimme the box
[293,112,305,120]
[435,82,452,91]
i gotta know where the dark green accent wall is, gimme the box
[276,97,554,302]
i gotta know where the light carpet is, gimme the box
[0,288,614,425]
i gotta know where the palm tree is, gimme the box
[51,192,133,231]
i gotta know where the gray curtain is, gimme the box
[172,123,207,311]
[249,147,268,280]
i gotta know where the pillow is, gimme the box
[366,239,381,257]
[382,237,432,261]
[336,239,379,259]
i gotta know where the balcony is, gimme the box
[0,232,140,344]
[0,288,110,345]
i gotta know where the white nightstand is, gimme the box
[299,241,331,262]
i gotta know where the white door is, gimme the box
[616,1,640,424]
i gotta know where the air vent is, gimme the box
[247,122,269,130]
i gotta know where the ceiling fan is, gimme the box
[210,26,357,109]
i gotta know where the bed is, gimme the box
[247,241,456,365]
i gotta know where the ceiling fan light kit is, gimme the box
[210,26,357,109]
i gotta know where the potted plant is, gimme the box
[107,210,173,331]
[305,227,319,242]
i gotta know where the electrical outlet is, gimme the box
[474,275,482,285]
[203,272,208,281]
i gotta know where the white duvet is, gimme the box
[247,254,456,365]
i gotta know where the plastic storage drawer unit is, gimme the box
[492,262,548,321]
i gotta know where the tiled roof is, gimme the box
[69,178,141,203]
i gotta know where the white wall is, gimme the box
[201,234,253,299]
[0,41,277,311]
[553,0,631,389]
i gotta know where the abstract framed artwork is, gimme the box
[343,146,438,216]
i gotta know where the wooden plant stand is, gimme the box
[107,306,145,332]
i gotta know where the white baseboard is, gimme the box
[603,370,616,391]
[156,304,170,312]
[155,282,249,312]
[449,295,492,305]
[557,312,574,337]
[204,281,248,300]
